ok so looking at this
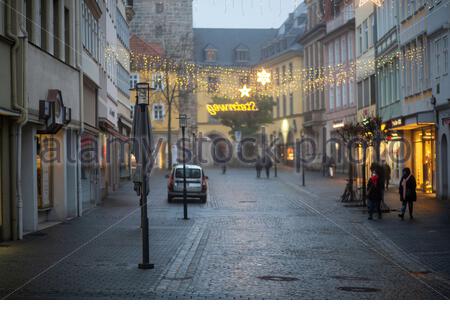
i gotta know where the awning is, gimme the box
[99,119,129,142]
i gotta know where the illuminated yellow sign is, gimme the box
[207,101,258,116]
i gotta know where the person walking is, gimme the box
[383,161,391,190]
[374,163,385,218]
[322,155,327,177]
[328,157,336,178]
[264,156,273,179]
[255,156,263,178]
[367,169,382,220]
[398,168,417,220]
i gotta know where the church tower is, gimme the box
[130,0,194,61]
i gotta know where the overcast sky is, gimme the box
[193,0,303,29]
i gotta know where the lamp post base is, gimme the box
[138,263,155,270]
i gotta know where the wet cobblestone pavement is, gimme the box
[0,168,449,299]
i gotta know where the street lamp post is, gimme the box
[179,114,189,220]
[135,82,154,270]
[272,132,278,178]
[191,124,198,165]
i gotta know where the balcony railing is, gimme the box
[326,4,355,33]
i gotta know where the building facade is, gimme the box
[375,0,403,185]
[0,0,134,241]
[130,0,196,152]
[323,0,357,173]
[354,0,378,184]
[299,0,327,170]
[260,3,307,166]
[355,0,376,123]
[193,28,277,165]
[428,0,450,199]
[398,0,436,194]
[1,0,24,241]
[130,35,180,169]
[1,0,80,239]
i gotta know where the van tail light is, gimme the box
[168,175,174,191]
[201,176,207,192]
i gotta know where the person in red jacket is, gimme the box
[367,169,382,220]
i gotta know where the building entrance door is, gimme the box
[81,133,98,211]
[36,134,54,223]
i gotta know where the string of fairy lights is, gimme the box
[101,0,443,99]
[109,43,425,100]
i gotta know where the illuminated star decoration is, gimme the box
[257,69,271,86]
[239,85,251,98]
[358,0,383,7]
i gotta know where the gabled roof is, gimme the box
[193,28,278,66]
[130,34,165,57]
[204,44,218,51]
[234,43,249,51]
[260,2,307,62]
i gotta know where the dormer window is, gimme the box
[206,49,217,62]
[235,48,249,63]
[234,44,250,63]
[204,45,218,62]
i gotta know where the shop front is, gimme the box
[36,134,54,223]
[283,130,296,166]
[34,90,73,225]
[412,127,436,193]
[387,113,436,194]
[328,121,346,174]
[276,119,300,167]
[438,112,450,199]
[81,132,99,212]
[118,117,132,181]
[380,135,403,186]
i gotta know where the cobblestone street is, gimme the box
[1,168,449,299]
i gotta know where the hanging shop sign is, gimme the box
[38,89,72,134]
[207,101,258,116]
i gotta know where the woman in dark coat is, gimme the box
[264,156,273,179]
[398,168,417,220]
[255,156,263,178]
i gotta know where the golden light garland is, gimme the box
[113,43,428,98]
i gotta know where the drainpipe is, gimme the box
[75,0,84,216]
[6,0,28,240]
